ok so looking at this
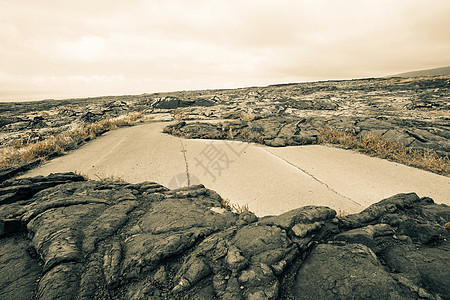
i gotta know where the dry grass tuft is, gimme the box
[0,112,144,170]
[232,203,250,214]
[74,170,90,180]
[336,209,348,218]
[221,197,231,209]
[220,197,250,214]
[318,127,449,176]
[93,173,126,183]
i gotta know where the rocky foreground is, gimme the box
[1,173,449,299]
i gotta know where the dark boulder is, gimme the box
[292,242,414,299]
[152,96,216,109]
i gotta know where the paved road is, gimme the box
[23,122,450,216]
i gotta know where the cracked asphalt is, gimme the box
[22,121,450,216]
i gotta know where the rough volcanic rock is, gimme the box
[80,111,104,123]
[0,159,43,182]
[292,242,414,299]
[0,173,449,299]
[164,112,450,158]
[0,172,85,207]
[152,96,216,109]
[1,76,449,178]
[0,235,41,300]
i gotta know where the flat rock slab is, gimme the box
[23,122,450,216]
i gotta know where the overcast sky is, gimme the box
[1,0,449,101]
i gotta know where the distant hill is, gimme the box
[390,66,450,78]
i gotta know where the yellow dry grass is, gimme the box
[0,112,144,170]
[318,127,449,176]
[220,197,250,214]
[74,170,90,180]
[73,170,125,182]
[232,203,250,214]
[220,197,231,209]
[336,208,348,218]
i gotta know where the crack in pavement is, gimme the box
[259,147,364,208]
[179,139,191,187]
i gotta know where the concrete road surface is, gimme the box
[22,122,450,216]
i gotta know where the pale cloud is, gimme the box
[0,0,449,101]
[56,36,107,61]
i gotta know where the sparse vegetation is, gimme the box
[93,173,126,183]
[220,197,250,214]
[0,112,144,170]
[73,170,127,183]
[318,127,449,176]
[232,203,250,214]
[220,197,231,209]
[337,208,348,218]
[74,170,90,180]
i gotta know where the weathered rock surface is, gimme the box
[164,113,450,157]
[2,76,449,154]
[151,96,217,109]
[1,76,449,180]
[0,173,449,299]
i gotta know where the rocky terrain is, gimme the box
[0,76,449,299]
[161,76,450,159]
[1,76,449,158]
[0,173,449,299]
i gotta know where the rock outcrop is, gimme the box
[1,173,449,299]
[164,114,450,158]
[151,96,217,109]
